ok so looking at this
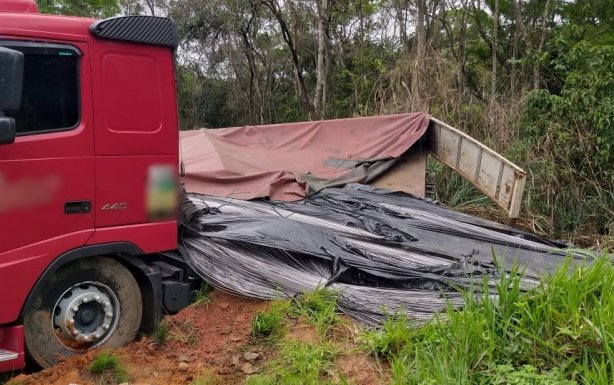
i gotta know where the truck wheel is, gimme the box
[23,256,142,368]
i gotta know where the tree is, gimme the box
[37,0,120,18]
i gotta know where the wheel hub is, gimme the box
[53,282,119,345]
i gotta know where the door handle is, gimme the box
[64,201,91,214]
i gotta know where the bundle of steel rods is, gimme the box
[177,184,595,326]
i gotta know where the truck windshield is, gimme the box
[0,42,80,135]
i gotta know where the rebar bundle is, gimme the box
[177,184,596,326]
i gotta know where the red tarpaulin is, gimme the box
[180,113,430,201]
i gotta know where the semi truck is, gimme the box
[0,0,193,371]
[0,0,530,374]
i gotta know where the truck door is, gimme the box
[0,40,95,322]
[89,40,178,229]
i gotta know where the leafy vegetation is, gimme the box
[251,288,340,340]
[520,41,614,236]
[245,340,339,385]
[362,255,614,384]
[37,0,120,17]
[251,302,287,340]
[289,288,341,335]
[152,319,168,346]
[89,352,129,384]
[190,282,213,307]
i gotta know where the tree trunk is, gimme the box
[263,0,314,115]
[510,0,525,97]
[491,0,498,101]
[314,0,328,119]
[144,0,156,16]
[410,0,427,104]
[533,0,551,89]
[457,1,468,94]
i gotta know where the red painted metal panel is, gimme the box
[0,230,93,324]
[0,16,179,366]
[90,39,179,156]
[0,41,95,253]
[87,222,177,254]
[0,325,25,372]
[0,13,91,42]
[94,155,177,228]
[0,0,38,14]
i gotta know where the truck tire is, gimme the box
[23,256,142,368]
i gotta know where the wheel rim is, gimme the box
[52,281,120,348]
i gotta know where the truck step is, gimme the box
[0,349,18,362]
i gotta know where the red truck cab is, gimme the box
[0,0,189,371]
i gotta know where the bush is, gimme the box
[521,41,614,235]
[363,255,614,385]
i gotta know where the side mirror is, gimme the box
[0,46,24,112]
[0,116,16,144]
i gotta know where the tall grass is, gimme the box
[251,302,287,340]
[363,255,614,385]
[289,288,340,335]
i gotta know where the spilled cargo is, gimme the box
[174,185,595,325]
[175,114,597,325]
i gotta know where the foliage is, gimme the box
[251,302,287,340]
[152,319,168,346]
[250,288,339,340]
[482,365,576,385]
[362,312,412,359]
[245,340,338,385]
[37,0,120,18]
[190,281,213,307]
[521,40,614,234]
[289,288,340,335]
[362,255,614,384]
[89,352,129,384]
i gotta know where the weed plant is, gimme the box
[362,255,614,384]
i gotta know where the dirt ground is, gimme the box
[5,291,389,385]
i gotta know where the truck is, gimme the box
[0,0,194,371]
[0,0,531,374]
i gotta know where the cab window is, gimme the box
[0,42,80,135]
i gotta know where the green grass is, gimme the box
[245,340,339,385]
[427,157,488,209]
[362,255,614,385]
[190,282,213,307]
[89,352,129,384]
[251,302,287,340]
[362,312,413,359]
[152,320,168,346]
[249,288,340,341]
[289,288,340,335]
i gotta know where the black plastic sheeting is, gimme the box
[176,184,596,325]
